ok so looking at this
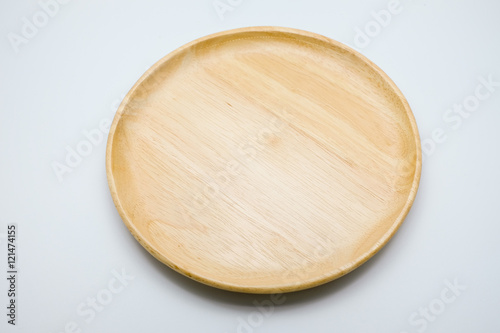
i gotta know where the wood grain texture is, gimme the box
[106,27,421,293]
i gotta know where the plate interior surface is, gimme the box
[106,27,421,293]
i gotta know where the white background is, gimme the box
[1,0,499,332]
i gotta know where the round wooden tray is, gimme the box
[106,27,421,294]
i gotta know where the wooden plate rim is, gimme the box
[105,26,422,294]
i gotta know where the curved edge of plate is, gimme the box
[105,26,422,294]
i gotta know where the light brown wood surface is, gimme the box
[106,27,421,293]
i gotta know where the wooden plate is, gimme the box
[106,27,421,293]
